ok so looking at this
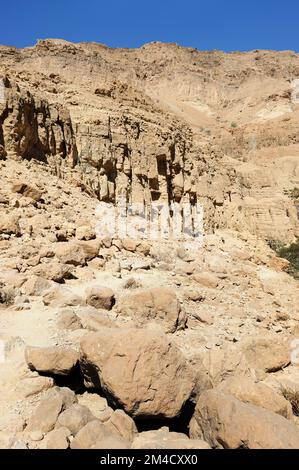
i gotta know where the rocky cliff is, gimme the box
[0,39,298,242]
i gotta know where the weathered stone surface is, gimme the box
[42,427,71,449]
[18,376,54,398]
[26,395,63,433]
[70,420,130,449]
[80,328,195,418]
[26,387,76,433]
[21,275,51,296]
[117,287,187,333]
[77,306,116,331]
[11,182,42,201]
[189,389,299,449]
[55,240,100,266]
[32,262,73,282]
[85,286,115,310]
[77,392,109,419]
[106,409,138,442]
[25,346,79,375]
[132,428,211,449]
[55,404,95,435]
[0,214,20,236]
[56,309,82,330]
[219,376,292,418]
[43,286,85,307]
[241,336,291,374]
[193,273,219,289]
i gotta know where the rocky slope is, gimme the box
[0,40,298,449]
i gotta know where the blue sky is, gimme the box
[0,0,298,52]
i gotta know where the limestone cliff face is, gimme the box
[0,40,298,243]
[0,78,77,166]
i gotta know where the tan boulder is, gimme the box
[0,213,20,236]
[11,182,42,201]
[70,420,130,449]
[55,240,100,266]
[196,344,250,388]
[21,275,51,296]
[42,427,71,449]
[80,328,195,418]
[241,335,291,374]
[132,427,210,449]
[193,272,219,288]
[26,395,63,433]
[77,306,116,331]
[85,286,115,310]
[56,309,82,330]
[76,225,96,241]
[43,286,85,307]
[77,392,109,419]
[32,261,73,282]
[90,435,131,449]
[18,376,54,398]
[26,387,76,433]
[219,376,292,418]
[189,389,299,449]
[25,346,79,375]
[122,238,137,252]
[55,404,95,435]
[117,287,187,333]
[106,409,138,442]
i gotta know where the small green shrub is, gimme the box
[282,388,299,416]
[267,238,299,279]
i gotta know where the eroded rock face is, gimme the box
[1,42,298,242]
[0,40,299,451]
[80,328,195,418]
[189,389,299,449]
[0,78,77,164]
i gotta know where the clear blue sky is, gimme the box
[0,0,298,52]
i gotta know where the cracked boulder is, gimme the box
[79,328,195,418]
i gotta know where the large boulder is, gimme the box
[32,261,73,283]
[195,344,250,388]
[189,389,299,449]
[117,287,187,333]
[55,240,100,266]
[80,328,195,418]
[219,376,292,419]
[241,336,291,374]
[25,346,79,375]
